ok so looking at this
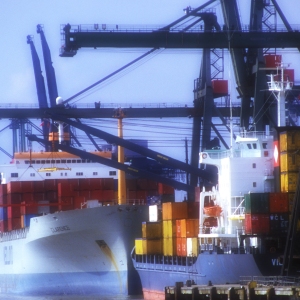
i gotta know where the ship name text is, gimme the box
[50,226,71,233]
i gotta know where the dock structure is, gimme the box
[165,279,300,300]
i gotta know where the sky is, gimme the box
[0,0,299,166]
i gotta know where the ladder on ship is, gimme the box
[281,171,300,276]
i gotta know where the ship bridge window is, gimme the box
[11,173,18,178]
[25,160,30,164]
[93,172,98,176]
[56,160,60,164]
[31,160,36,164]
[30,173,35,177]
[67,160,71,163]
[77,160,81,163]
[36,160,40,164]
[72,160,76,163]
[41,160,45,164]
[82,159,86,163]
[253,182,257,187]
[61,160,66,163]
[51,160,55,164]
[76,172,83,176]
[46,160,50,164]
[247,143,252,149]
[252,163,256,168]
[109,171,117,176]
[262,142,267,149]
[46,173,51,177]
[252,143,257,149]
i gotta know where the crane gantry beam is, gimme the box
[61,27,300,56]
[0,106,242,119]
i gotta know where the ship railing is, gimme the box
[240,276,300,286]
[0,227,29,242]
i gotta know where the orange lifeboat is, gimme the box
[203,205,222,217]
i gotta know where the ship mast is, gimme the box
[267,63,293,126]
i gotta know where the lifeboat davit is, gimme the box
[203,205,222,217]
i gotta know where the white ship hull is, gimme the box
[0,204,149,296]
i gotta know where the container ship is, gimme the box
[132,61,300,299]
[0,149,157,296]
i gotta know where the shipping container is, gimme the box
[8,205,21,218]
[8,217,22,231]
[44,179,57,191]
[21,181,34,193]
[0,207,8,220]
[126,179,137,191]
[187,202,200,219]
[0,219,8,232]
[142,221,162,239]
[158,183,174,195]
[162,202,188,220]
[89,178,102,190]
[162,220,177,238]
[264,54,282,68]
[78,178,90,191]
[187,237,199,257]
[101,190,114,201]
[163,237,176,256]
[73,196,86,209]
[101,178,114,190]
[280,152,300,172]
[58,197,73,211]
[57,182,74,197]
[269,213,289,234]
[280,130,300,152]
[7,182,22,194]
[45,191,57,202]
[176,237,187,256]
[245,214,270,234]
[244,193,269,214]
[127,190,136,200]
[33,181,45,192]
[0,184,7,196]
[212,80,228,95]
[288,192,295,212]
[269,192,289,213]
[20,200,38,215]
[135,238,162,255]
[79,190,91,199]
[90,190,103,201]
[33,192,46,202]
[280,172,298,192]
[161,194,175,203]
[68,179,79,190]
[176,219,199,238]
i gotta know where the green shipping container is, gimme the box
[245,193,269,214]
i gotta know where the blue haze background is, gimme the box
[0,0,299,173]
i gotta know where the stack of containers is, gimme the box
[135,201,200,257]
[135,221,162,255]
[279,130,300,211]
[0,184,8,232]
[244,193,270,234]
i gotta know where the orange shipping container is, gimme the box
[162,202,188,220]
[158,183,174,195]
[177,219,199,238]
[176,237,187,256]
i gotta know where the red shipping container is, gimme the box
[20,201,38,215]
[90,190,103,200]
[0,184,7,196]
[269,192,289,213]
[264,54,282,68]
[7,182,22,193]
[212,80,228,94]
[101,190,114,201]
[158,183,174,195]
[89,178,102,190]
[126,179,137,191]
[33,192,46,202]
[21,181,34,193]
[136,190,147,201]
[8,217,22,231]
[58,196,73,211]
[58,182,74,197]
[7,193,22,205]
[78,178,90,191]
[8,205,21,218]
[245,214,270,234]
[176,220,181,237]
[44,179,57,191]
[137,178,148,190]
[79,190,91,199]
[45,191,57,202]
[128,190,136,200]
[68,179,79,190]
[22,193,33,203]
[101,178,114,190]
[33,181,45,192]
[74,196,86,209]
[0,220,8,232]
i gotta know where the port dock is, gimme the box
[165,277,300,300]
